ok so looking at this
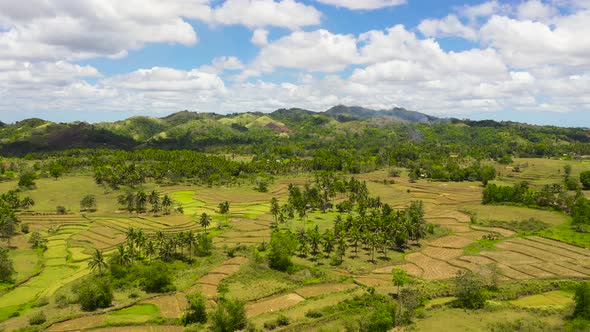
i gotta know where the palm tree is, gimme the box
[270,198,280,223]
[114,245,132,266]
[135,191,147,213]
[162,195,173,215]
[89,249,107,276]
[185,231,197,258]
[156,230,167,248]
[149,190,161,216]
[199,213,211,233]
[145,239,156,262]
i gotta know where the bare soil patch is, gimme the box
[422,247,463,261]
[294,283,357,299]
[405,252,462,279]
[246,293,305,317]
[144,292,188,319]
[427,235,473,248]
[47,315,107,331]
[481,250,543,265]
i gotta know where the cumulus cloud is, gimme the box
[0,0,208,61]
[211,0,321,29]
[418,15,478,40]
[251,29,359,73]
[314,0,406,10]
[251,29,269,46]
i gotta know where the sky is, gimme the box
[0,0,589,127]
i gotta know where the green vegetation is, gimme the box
[0,110,588,331]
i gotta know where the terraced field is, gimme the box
[1,161,590,331]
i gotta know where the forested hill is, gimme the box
[0,106,588,159]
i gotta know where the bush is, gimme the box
[581,170,590,190]
[56,205,66,215]
[268,230,296,272]
[264,315,290,330]
[305,309,323,318]
[28,311,46,326]
[574,282,590,320]
[182,291,207,326]
[55,294,70,309]
[0,247,15,283]
[75,277,113,311]
[20,224,29,234]
[139,260,175,293]
[454,270,487,309]
[210,297,249,332]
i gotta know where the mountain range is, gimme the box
[0,105,585,155]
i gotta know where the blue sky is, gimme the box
[0,0,588,127]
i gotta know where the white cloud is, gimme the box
[517,0,558,21]
[251,29,359,73]
[251,29,269,46]
[418,14,477,40]
[314,0,406,10]
[458,1,509,22]
[211,0,321,29]
[212,56,244,71]
[480,12,590,69]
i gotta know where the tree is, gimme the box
[218,201,230,215]
[80,195,97,212]
[49,162,65,180]
[20,197,35,211]
[270,197,280,223]
[135,191,147,213]
[0,247,15,283]
[162,195,173,215]
[199,213,212,233]
[28,231,47,249]
[75,277,113,311]
[392,268,411,296]
[454,270,487,309]
[268,230,296,271]
[210,297,249,332]
[574,282,590,320]
[140,260,174,293]
[581,171,590,190]
[148,190,161,216]
[18,172,37,189]
[88,249,107,276]
[182,291,207,325]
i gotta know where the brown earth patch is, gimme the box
[246,293,305,317]
[496,241,565,262]
[481,250,543,265]
[422,247,463,261]
[470,225,515,236]
[405,252,462,279]
[144,292,188,319]
[510,264,556,278]
[197,272,228,286]
[90,326,183,332]
[47,315,107,331]
[294,283,357,299]
[427,235,473,248]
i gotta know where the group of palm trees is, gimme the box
[117,190,175,215]
[88,227,213,275]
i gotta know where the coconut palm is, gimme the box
[199,213,211,233]
[89,249,107,276]
[162,195,173,215]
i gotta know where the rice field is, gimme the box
[1,157,590,330]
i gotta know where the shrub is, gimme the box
[454,270,487,309]
[55,294,70,308]
[210,298,249,332]
[75,277,113,311]
[182,291,207,326]
[139,260,175,293]
[0,247,15,283]
[574,282,590,320]
[581,170,590,190]
[20,224,29,234]
[305,309,323,318]
[56,205,67,215]
[263,315,290,330]
[28,311,46,326]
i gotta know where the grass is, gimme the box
[461,203,567,226]
[412,306,565,331]
[110,303,159,316]
[463,238,500,255]
[510,290,573,308]
[539,220,590,248]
